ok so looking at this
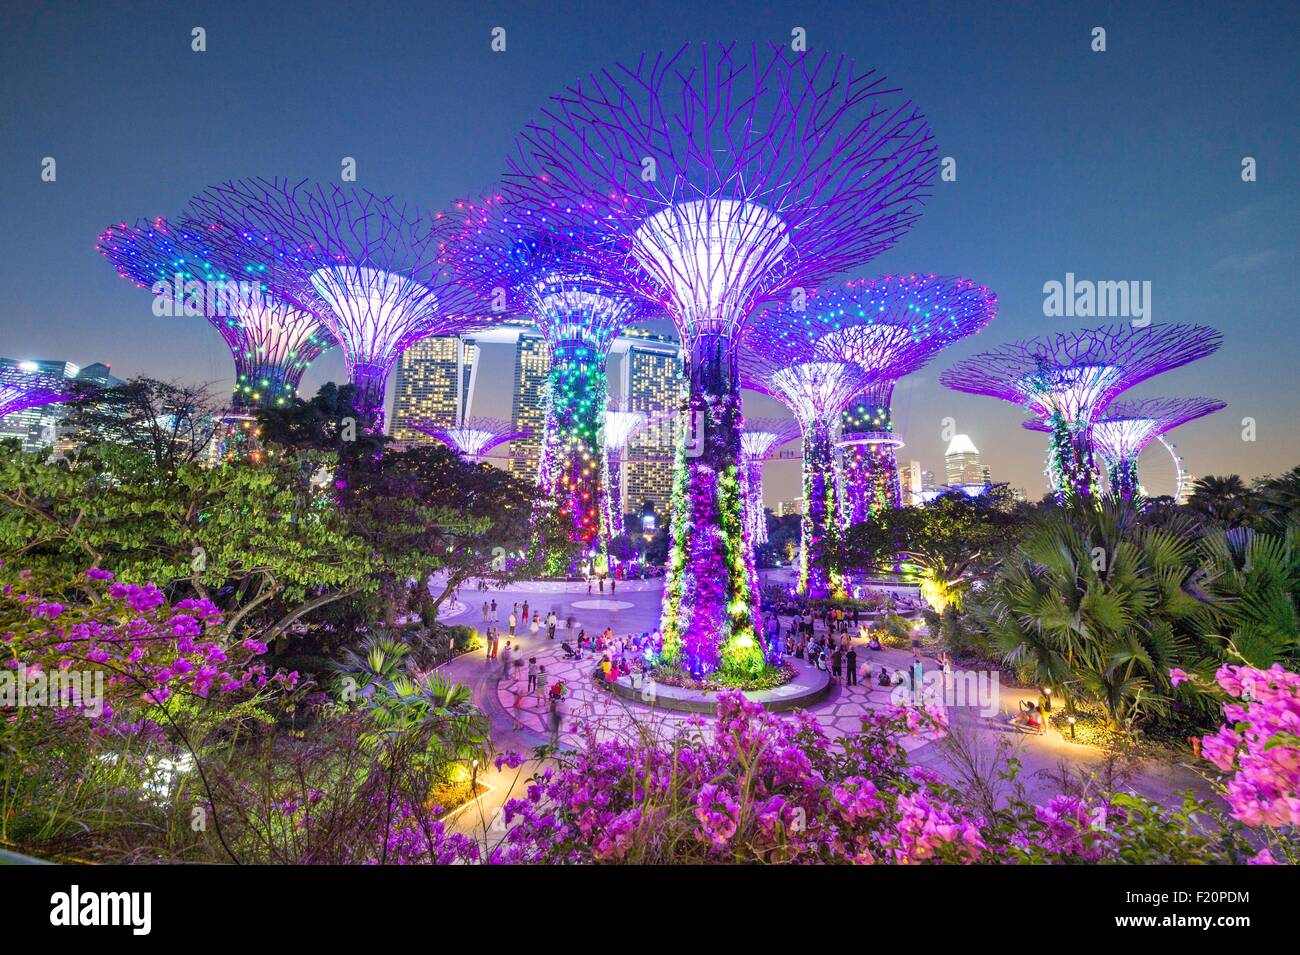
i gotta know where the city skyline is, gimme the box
[1,2,1296,497]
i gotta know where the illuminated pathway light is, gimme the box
[96,216,334,411]
[188,178,489,431]
[503,42,937,676]
[942,324,1222,506]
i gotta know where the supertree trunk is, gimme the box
[659,335,766,678]
[1107,457,1143,505]
[843,442,904,523]
[602,449,626,538]
[536,342,607,562]
[743,459,768,546]
[350,361,390,432]
[1047,413,1100,507]
[799,422,847,599]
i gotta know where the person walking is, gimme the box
[610,578,616,595]
[490,628,500,659]
[500,641,513,680]
[527,657,538,693]
[522,600,530,624]
[846,646,858,686]
[831,647,843,685]
[490,598,497,616]
[485,627,495,661]
[546,612,556,640]
[535,665,548,702]
[508,611,517,637]
[482,601,490,623]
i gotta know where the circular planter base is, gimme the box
[609,664,831,713]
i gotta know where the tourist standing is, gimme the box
[536,665,548,701]
[501,641,514,679]
[546,612,556,640]
[490,628,500,659]
[508,611,517,636]
[522,600,530,624]
[482,601,490,623]
[527,657,538,693]
[846,646,858,686]
[610,578,616,595]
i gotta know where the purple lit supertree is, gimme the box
[188,179,487,430]
[738,417,801,548]
[742,323,880,599]
[0,365,78,421]
[1025,396,1224,502]
[504,43,936,676]
[813,275,998,523]
[407,416,529,463]
[602,408,649,538]
[441,195,657,556]
[942,324,1222,506]
[97,217,334,411]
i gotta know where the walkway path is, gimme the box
[435,581,1218,845]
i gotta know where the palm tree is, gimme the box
[1255,467,1300,530]
[1198,525,1300,665]
[977,505,1220,728]
[1187,474,1254,527]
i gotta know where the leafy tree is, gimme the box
[1187,474,1256,528]
[59,378,224,475]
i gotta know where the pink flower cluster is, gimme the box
[485,691,983,864]
[1199,664,1300,829]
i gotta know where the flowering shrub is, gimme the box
[1194,664,1299,859]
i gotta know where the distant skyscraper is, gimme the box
[390,336,479,443]
[776,497,805,517]
[945,434,985,487]
[0,358,120,452]
[620,335,681,516]
[898,459,924,506]
[509,333,549,481]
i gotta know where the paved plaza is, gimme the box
[435,579,1216,839]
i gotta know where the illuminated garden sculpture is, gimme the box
[189,179,486,430]
[97,217,334,410]
[407,416,529,464]
[820,275,997,523]
[0,365,79,421]
[742,327,880,599]
[942,324,1223,506]
[1025,396,1224,502]
[442,195,656,554]
[504,42,937,676]
[602,408,649,538]
[738,417,801,548]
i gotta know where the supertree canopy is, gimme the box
[742,323,880,600]
[1025,396,1224,501]
[97,217,334,410]
[738,417,801,549]
[407,416,528,463]
[0,365,79,420]
[602,408,649,538]
[188,178,487,430]
[942,324,1222,506]
[441,194,657,555]
[812,275,997,522]
[504,42,936,677]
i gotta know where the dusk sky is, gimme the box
[1,0,1296,500]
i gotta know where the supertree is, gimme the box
[815,275,998,523]
[441,195,657,555]
[97,217,334,410]
[942,324,1223,506]
[602,408,649,538]
[504,42,937,676]
[0,365,79,420]
[407,416,529,463]
[188,178,488,430]
[742,324,880,599]
[1024,396,1224,502]
[738,417,801,547]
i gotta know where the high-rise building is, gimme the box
[944,433,985,487]
[0,358,121,453]
[619,334,681,517]
[897,459,924,506]
[509,332,549,481]
[776,497,805,517]
[389,336,480,443]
